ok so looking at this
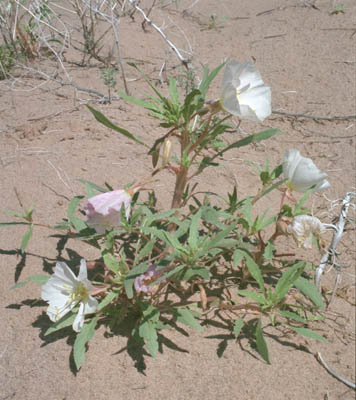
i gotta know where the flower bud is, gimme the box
[162,138,172,168]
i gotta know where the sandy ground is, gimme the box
[0,0,355,399]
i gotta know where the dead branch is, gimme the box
[272,110,356,122]
[127,0,191,68]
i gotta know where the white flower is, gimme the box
[287,215,326,249]
[283,149,330,192]
[84,189,132,234]
[41,260,98,332]
[220,60,271,122]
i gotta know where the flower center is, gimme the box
[71,282,89,302]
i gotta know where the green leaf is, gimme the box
[272,261,305,305]
[118,91,159,111]
[233,248,244,267]
[53,221,71,230]
[135,239,155,264]
[238,289,266,305]
[257,178,287,202]
[176,308,203,332]
[67,196,87,232]
[20,224,33,253]
[28,274,50,285]
[244,254,265,295]
[233,318,244,339]
[255,319,270,364]
[169,77,179,105]
[278,310,307,324]
[10,281,28,290]
[67,195,83,220]
[294,188,313,215]
[73,316,98,370]
[294,276,325,311]
[204,222,237,251]
[288,326,327,343]
[263,241,275,260]
[77,179,107,196]
[45,312,77,336]
[188,209,202,250]
[97,291,118,311]
[177,266,210,281]
[138,303,160,358]
[86,104,145,145]
[102,251,119,274]
[218,129,281,157]
[199,62,225,99]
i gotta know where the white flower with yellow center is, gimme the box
[41,260,98,332]
[287,215,326,249]
[283,149,330,192]
[220,60,271,122]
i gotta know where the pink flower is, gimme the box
[134,264,165,294]
[84,189,132,234]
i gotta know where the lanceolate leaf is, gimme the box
[272,261,305,304]
[288,326,327,343]
[233,318,244,339]
[294,276,325,311]
[97,291,118,311]
[86,104,145,145]
[176,308,203,332]
[77,179,107,196]
[28,274,50,285]
[73,316,98,370]
[238,289,265,305]
[20,224,33,253]
[244,254,266,295]
[218,129,281,157]
[199,62,225,99]
[45,312,76,336]
[255,319,270,364]
[188,209,202,250]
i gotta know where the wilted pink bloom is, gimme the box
[84,189,132,234]
[134,264,165,294]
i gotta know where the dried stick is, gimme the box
[272,110,356,122]
[15,64,120,103]
[127,0,191,68]
[315,192,355,295]
[109,0,130,95]
[316,352,356,390]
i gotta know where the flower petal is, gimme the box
[283,150,330,192]
[238,84,271,122]
[83,296,98,315]
[53,262,77,285]
[220,60,271,121]
[73,302,85,332]
[283,149,302,181]
[78,259,88,281]
[235,62,264,90]
[221,84,241,116]
[41,282,70,304]
[85,190,132,234]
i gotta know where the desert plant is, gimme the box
[5,59,336,370]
